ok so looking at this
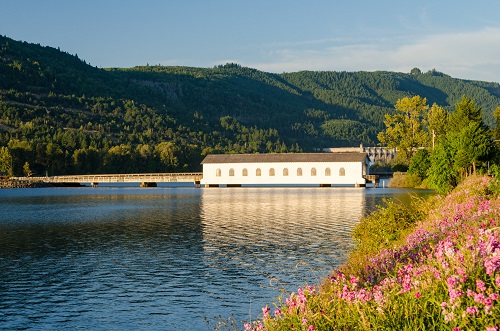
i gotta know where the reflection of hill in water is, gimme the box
[200,188,366,282]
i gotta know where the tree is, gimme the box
[23,161,32,176]
[104,145,133,173]
[493,106,500,141]
[0,146,12,176]
[377,96,430,164]
[448,121,493,177]
[448,96,483,130]
[73,147,100,174]
[408,149,430,180]
[427,103,448,147]
[426,142,456,194]
[426,96,494,192]
[155,142,179,171]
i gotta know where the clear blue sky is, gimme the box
[1,0,500,82]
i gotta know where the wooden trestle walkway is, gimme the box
[13,173,203,188]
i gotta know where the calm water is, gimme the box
[0,184,429,330]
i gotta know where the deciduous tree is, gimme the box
[377,96,430,164]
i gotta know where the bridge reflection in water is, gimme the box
[199,187,365,293]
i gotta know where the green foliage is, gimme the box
[23,161,32,176]
[408,149,430,179]
[493,106,500,138]
[427,103,448,145]
[427,143,457,194]
[377,96,430,164]
[388,172,423,188]
[426,96,495,192]
[0,146,12,176]
[342,197,429,277]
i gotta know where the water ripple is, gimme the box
[0,186,428,330]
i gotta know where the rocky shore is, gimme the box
[0,179,84,188]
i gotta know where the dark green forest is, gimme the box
[1,34,500,176]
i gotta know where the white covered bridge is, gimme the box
[200,152,371,187]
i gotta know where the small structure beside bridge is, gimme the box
[323,144,397,164]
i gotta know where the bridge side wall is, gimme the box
[201,161,367,186]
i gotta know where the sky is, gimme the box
[1,0,500,82]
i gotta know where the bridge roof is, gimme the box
[201,152,369,164]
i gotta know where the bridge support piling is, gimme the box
[140,182,157,188]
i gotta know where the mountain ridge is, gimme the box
[1,34,499,175]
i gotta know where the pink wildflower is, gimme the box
[477,279,487,292]
[474,292,486,304]
[306,285,316,294]
[484,255,500,276]
[415,292,421,299]
[262,305,270,320]
[496,276,500,287]
[302,317,308,325]
[274,308,281,317]
[489,293,499,301]
[244,323,252,331]
[485,327,498,331]
[465,306,479,315]
[307,325,315,331]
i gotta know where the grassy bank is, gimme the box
[244,176,500,331]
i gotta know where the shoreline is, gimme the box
[0,179,84,189]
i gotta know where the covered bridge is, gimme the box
[200,153,370,187]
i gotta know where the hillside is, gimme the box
[1,34,500,176]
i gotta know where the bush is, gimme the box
[388,172,423,188]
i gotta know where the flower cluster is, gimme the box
[247,176,500,331]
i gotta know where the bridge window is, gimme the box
[216,168,221,177]
[297,168,302,176]
[283,168,289,176]
[325,168,331,176]
[339,167,345,176]
[311,168,317,176]
[242,168,248,176]
[269,168,275,176]
[229,168,235,176]
[256,168,261,176]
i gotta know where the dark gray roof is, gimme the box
[201,153,369,164]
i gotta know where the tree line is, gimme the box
[378,95,500,193]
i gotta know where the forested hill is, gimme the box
[1,34,500,175]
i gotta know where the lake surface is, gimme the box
[0,184,430,330]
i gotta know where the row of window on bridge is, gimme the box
[215,167,346,177]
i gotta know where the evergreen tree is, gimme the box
[0,146,12,176]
